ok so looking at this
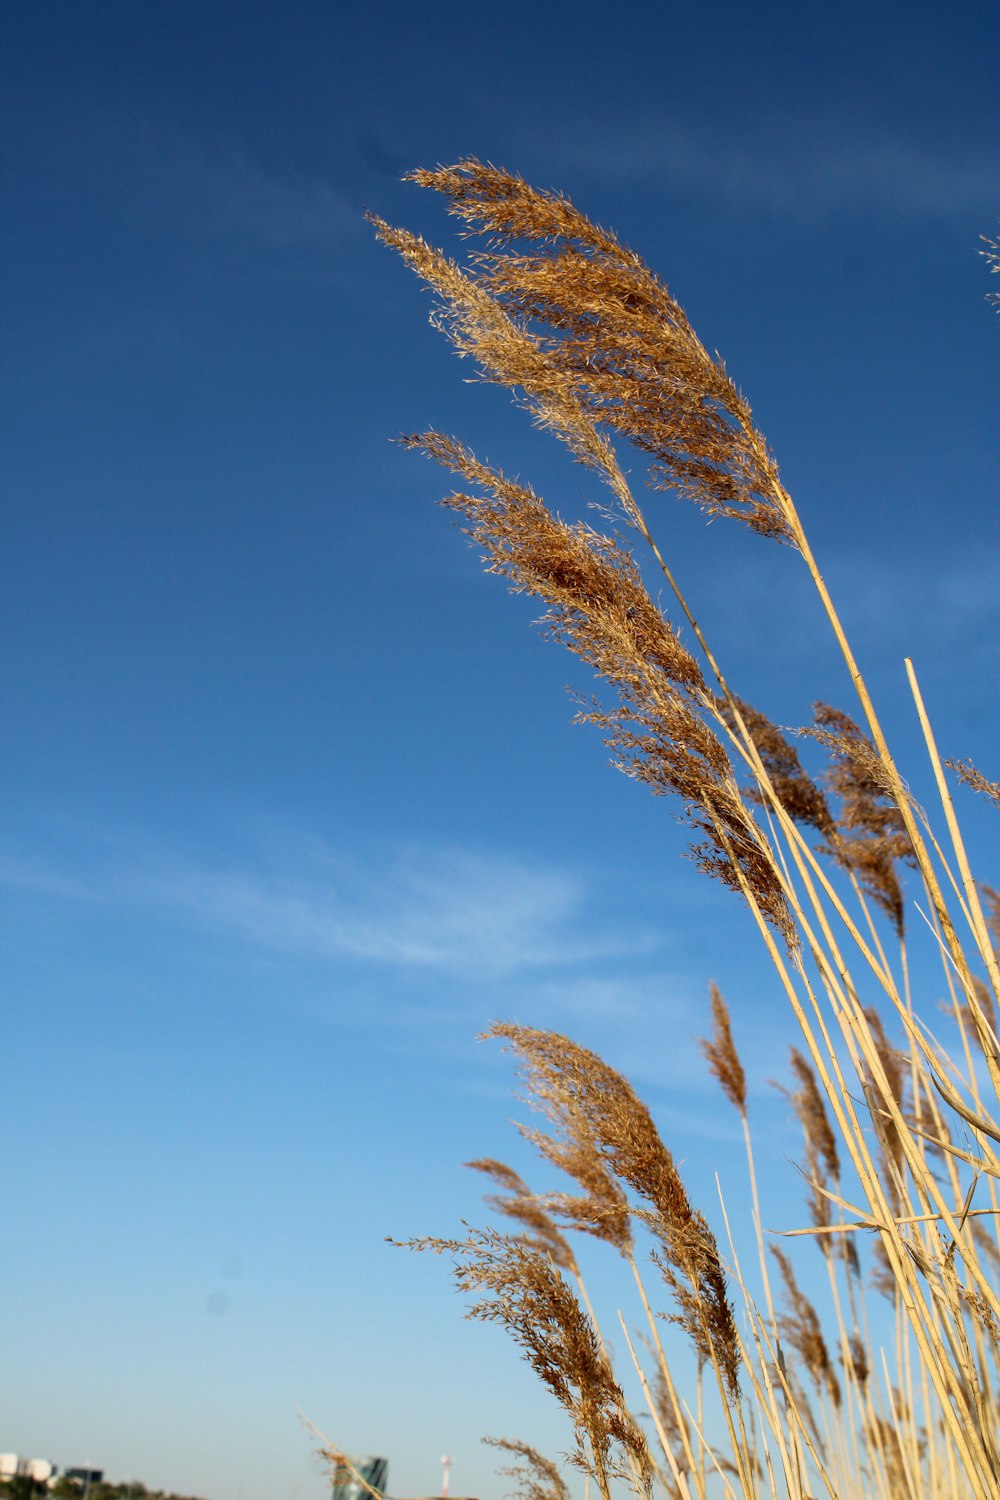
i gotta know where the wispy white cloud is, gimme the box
[545,118,999,221]
[821,551,1000,650]
[0,851,98,902]
[0,834,656,981]
[687,542,1000,686]
[23,111,356,252]
[140,131,356,250]
[152,845,629,977]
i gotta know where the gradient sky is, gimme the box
[2,4,998,1500]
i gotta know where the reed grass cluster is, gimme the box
[346,162,998,1499]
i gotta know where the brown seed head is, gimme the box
[946,757,1000,807]
[405,432,796,947]
[770,1246,841,1409]
[870,1238,897,1302]
[954,976,998,1058]
[844,1333,869,1389]
[482,1438,571,1500]
[861,1008,907,1206]
[788,1048,840,1184]
[518,1128,634,1257]
[488,1023,740,1397]
[807,703,916,938]
[466,1158,579,1273]
[721,696,835,838]
[452,1228,652,1494]
[775,1048,839,1252]
[402,160,797,546]
[697,982,747,1116]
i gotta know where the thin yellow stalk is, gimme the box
[627,1252,701,1485]
[740,1111,778,1338]
[715,1188,804,1499]
[786,507,977,1005]
[906,656,1000,1007]
[857,1367,893,1500]
[695,1363,706,1499]
[679,1394,743,1500]
[616,1313,695,1500]
[298,1414,389,1500]
[702,1339,756,1500]
[823,1249,863,1490]
[748,1306,840,1500]
[878,1347,921,1500]
[900,1313,924,1499]
[572,1267,655,1496]
[942,1406,961,1500]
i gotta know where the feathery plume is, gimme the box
[403,160,797,544]
[488,1023,741,1397]
[405,431,796,945]
[483,1439,571,1500]
[443,1227,652,1496]
[697,982,747,1116]
[776,1047,841,1258]
[466,1158,579,1273]
[721,696,835,838]
[861,1007,907,1209]
[771,1246,842,1409]
[954,977,998,1057]
[518,1130,634,1257]
[808,702,916,937]
[946,757,1000,808]
[788,1048,840,1185]
[845,1332,869,1389]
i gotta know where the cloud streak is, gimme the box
[547,118,999,221]
[154,846,624,977]
[0,835,655,982]
[20,111,357,252]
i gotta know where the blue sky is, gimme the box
[2,3,998,1499]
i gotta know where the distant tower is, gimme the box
[440,1457,452,1499]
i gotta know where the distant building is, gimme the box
[0,1459,56,1486]
[62,1476,103,1490]
[331,1457,387,1500]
